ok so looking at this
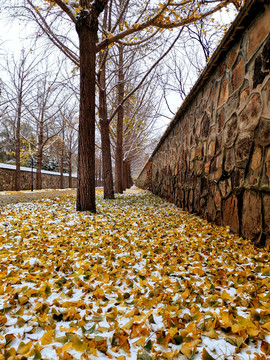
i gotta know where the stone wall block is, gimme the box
[264,147,270,185]
[222,195,239,233]
[261,79,270,119]
[241,190,262,242]
[254,118,270,147]
[253,37,270,89]
[240,84,250,108]
[214,188,222,210]
[238,93,262,132]
[207,196,216,222]
[231,57,245,93]
[247,146,262,186]
[217,108,225,133]
[250,146,262,171]
[214,82,221,108]
[218,79,229,107]
[224,147,235,174]
[232,168,245,189]
[262,194,270,240]
[235,132,253,166]
[219,178,232,198]
[200,114,210,138]
[215,153,223,181]
[208,139,216,158]
[225,92,240,120]
[248,8,270,60]
[223,114,238,148]
[228,48,239,69]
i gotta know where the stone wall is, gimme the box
[136,0,270,246]
[0,164,77,191]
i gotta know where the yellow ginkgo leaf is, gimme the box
[40,329,55,345]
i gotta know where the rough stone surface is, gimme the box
[253,37,270,88]
[248,7,270,59]
[250,146,262,171]
[224,114,238,147]
[235,133,253,165]
[218,79,229,107]
[265,148,270,183]
[224,147,235,173]
[222,195,239,233]
[241,190,262,242]
[231,57,245,93]
[136,4,270,246]
[254,118,270,146]
[238,94,262,132]
[261,79,270,118]
[263,194,270,233]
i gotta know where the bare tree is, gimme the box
[24,62,70,189]
[0,49,38,190]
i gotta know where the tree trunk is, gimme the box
[60,127,65,189]
[98,49,114,199]
[36,148,42,190]
[36,123,43,190]
[68,150,72,188]
[15,90,22,191]
[127,160,133,188]
[115,44,124,193]
[76,12,98,211]
[122,159,127,191]
[100,118,114,198]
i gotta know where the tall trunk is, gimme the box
[98,6,114,199]
[60,126,65,189]
[68,149,72,188]
[100,118,114,198]
[122,159,127,191]
[115,43,124,193]
[36,122,43,190]
[127,160,133,188]
[76,12,97,211]
[98,50,114,199]
[15,89,22,191]
[123,160,133,190]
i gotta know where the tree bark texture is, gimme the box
[76,0,108,210]
[36,121,44,190]
[76,12,98,211]
[60,127,65,189]
[15,90,22,191]
[98,51,114,199]
[115,44,124,194]
[68,150,73,188]
[123,160,133,190]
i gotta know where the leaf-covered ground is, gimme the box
[0,187,269,360]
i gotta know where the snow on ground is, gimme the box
[0,188,269,360]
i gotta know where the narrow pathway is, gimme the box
[0,188,269,360]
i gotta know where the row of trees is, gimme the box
[1,0,241,210]
[0,43,157,191]
[0,50,78,189]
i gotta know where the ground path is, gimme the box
[0,188,76,205]
[0,188,269,360]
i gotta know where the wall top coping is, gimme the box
[0,163,77,177]
[138,0,267,177]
